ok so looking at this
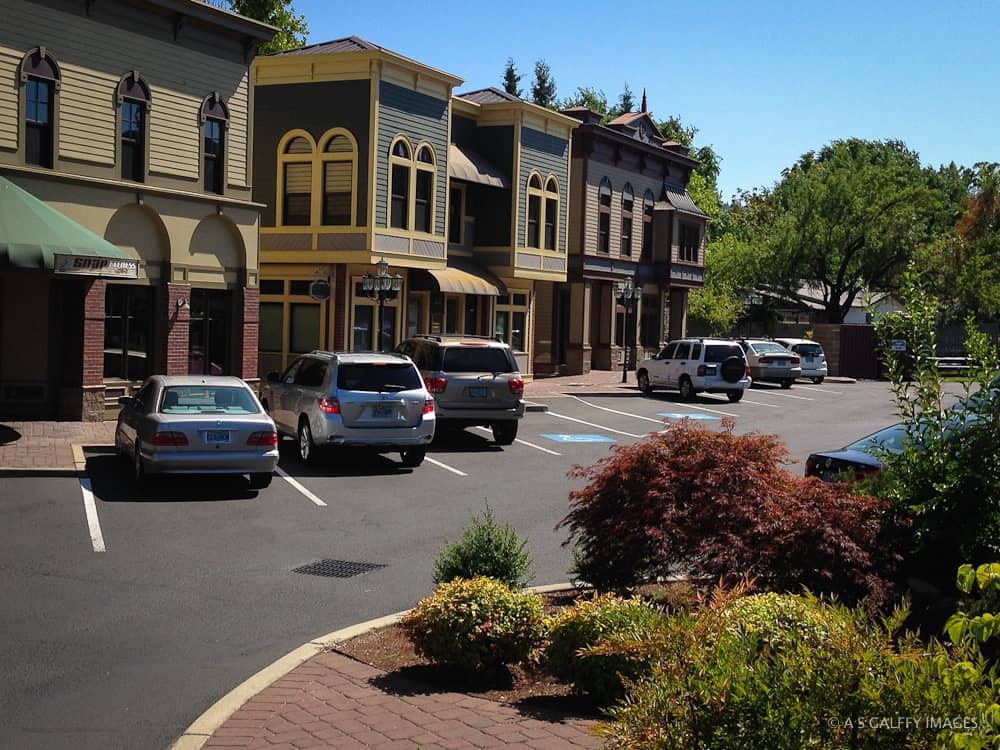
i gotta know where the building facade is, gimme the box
[0,0,273,420]
[553,107,707,375]
[252,41,574,379]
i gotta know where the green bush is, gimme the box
[599,585,1000,749]
[544,593,666,705]
[433,502,532,588]
[400,577,544,671]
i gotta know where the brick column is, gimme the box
[164,282,191,375]
[80,280,107,421]
[240,286,259,384]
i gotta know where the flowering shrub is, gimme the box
[559,418,894,604]
[544,594,666,705]
[400,577,544,671]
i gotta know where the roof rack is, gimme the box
[410,333,503,343]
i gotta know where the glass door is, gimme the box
[189,289,231,375]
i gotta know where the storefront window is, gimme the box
[495,292,529,352]
[290,303,320,353]
[189,289,230,375]
[352,305,372,351]
[103,284,154,381]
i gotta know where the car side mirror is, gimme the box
[118,396,133,408]
[266,371,280,383]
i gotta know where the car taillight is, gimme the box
[697,364,706,376]
[745,365,752,377]
[425,377,447,394]
[508,377,524,395]
[152,431,188,446]
[318,397,340,414]
[422,399,435,414]
[247,431,278,447]
[853,466,881,482]
[758,356,771,364]
[805,456,818,476]
[791,357,800,365]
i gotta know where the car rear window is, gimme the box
[440,347,515,373]
[336,363,422,392]
[160,385,259,414]
[704,345,744,363]
[792,343,823,357]
[750,341,789,354]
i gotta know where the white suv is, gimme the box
[637,339,751,402]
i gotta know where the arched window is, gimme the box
[201,94,228,195]
[278,132,315,226]
[20,49,60,168]
[621,183,634,256]
[543,177,560,250]
[117,73,150,182]
[598,177,612,253]
[641,189,655,260]
[526,173,543,248]
[389,137,412,229]
[414,144,436,233]
[320,130,356,226]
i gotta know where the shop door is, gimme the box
[104,283,154,382]
[189,289,231,375]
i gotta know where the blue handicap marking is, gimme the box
[657,413,720,421]
[540,433,617,444]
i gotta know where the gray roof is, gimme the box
[457,87,522,104]
[657,186,708,218]
[270,35,383,56]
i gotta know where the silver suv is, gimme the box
[636,338,751,402]
[396,335,525,444]
[262,351,435,466]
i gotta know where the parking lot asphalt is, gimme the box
[0,378,916,750]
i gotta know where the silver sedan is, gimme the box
[114,375,279,489]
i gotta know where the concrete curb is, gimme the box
[523,401,549,412]
[0,443,113,478]
[168,582,585,750]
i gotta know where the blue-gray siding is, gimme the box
[376,81,449,236]
[519,127,569,252]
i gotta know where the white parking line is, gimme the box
[79,478,106,553]
[276,467,327,506]
[546,411,645,439]
[736,398,782,409]
[572,395,738,420]
[753,390,814,401]
[425,456,468,476]
[471,426,563,455]
[792,384,844,395]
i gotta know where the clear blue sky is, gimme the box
[291,0,998,202]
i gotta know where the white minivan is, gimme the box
[775,338,828,384]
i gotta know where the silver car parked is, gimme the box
[114,375,279,489]
[739,338,802,388]
[262,351,435,467]
[775,338,828,384]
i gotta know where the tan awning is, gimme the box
[448,144,508,188]
[425,267,501,296]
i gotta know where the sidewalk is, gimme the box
[0,371,631,473]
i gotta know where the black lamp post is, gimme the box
[616,279,637,384]
[361,257,403,351]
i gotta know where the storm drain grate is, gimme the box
[292,559,386,578]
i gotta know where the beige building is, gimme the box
[0,0,273,420]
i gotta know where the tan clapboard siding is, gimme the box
[0,45,19,150]
[59,64,117,164]
[0,0,250,184]
[149,86,199,178]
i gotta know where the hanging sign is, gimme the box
[54,253,139,279]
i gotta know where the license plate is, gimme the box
[372,405,394,418]
[468,386,489,399]
[804,356,814,363]
[204,430,230,444]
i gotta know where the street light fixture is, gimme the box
[616,279,638,384]
[361,257,403,351]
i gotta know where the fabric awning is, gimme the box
[0,175,131,270]
[448,144,508,189]
[426,267,501,296]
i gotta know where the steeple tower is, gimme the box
[640,87,647,113]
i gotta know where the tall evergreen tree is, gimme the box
[502,57,522,98]
[611,83,635,117]
[530,59,557,109]
[228,0,308,54]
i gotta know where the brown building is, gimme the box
[0,0,274,420]
[553,106,707,375]
[252,40,574,378]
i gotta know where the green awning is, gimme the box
[0,175,131,270]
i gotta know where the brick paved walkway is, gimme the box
[0,419,114,470]
[203,651,606,749]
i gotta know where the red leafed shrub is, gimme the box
[558,419,896,605]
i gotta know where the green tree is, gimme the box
[229,0,308,54]
[750,139,942,323]
[530,59,557,109]
[558,86,609,118]
[501,57,522,98]
[608,83,634,119]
